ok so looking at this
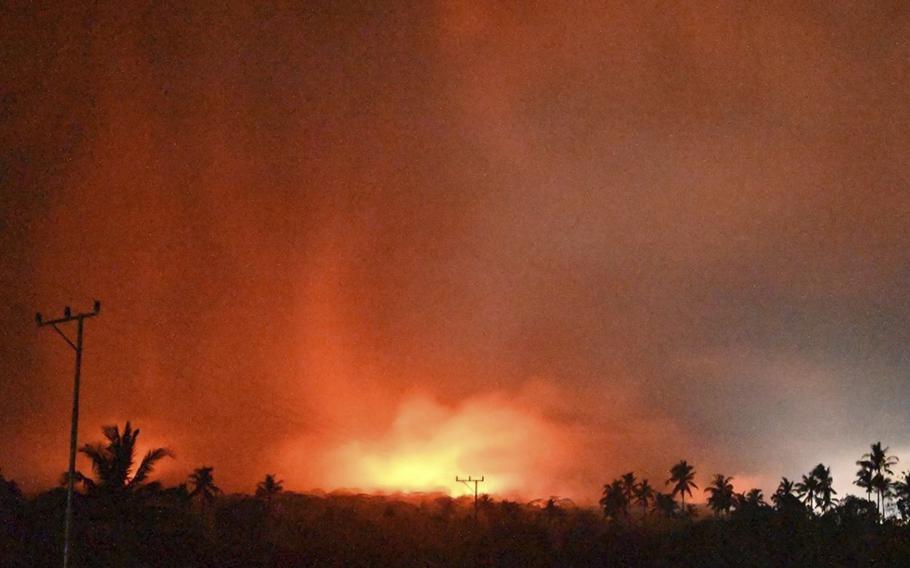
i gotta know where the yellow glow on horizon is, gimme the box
[360,448,465,494]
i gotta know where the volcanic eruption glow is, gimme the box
[2,2,908,510]
[282,392,578,498]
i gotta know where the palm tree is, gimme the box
[872,472,893,519]
[772,478,793,505]
[477,493,496,515]
[667,460,697,510]
[796,473,819,515]
[621,472,637,505]
[892,471,910,522]
[599,479,629,521]
[653,492,678,518]
[78,422,171,497]
[0,468,22,505]
[704,474,734,517]
[188,466,221,511]
[864,442,898,520]
[255,473,284,508]
[745,488,766,507]
[811,463,837,514]
[771,477,802,512]
[854,460,874,505]
[732,488,767,519]
[633,479,655,518]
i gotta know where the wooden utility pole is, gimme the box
[456,475,485,520]
[36,300,101,568]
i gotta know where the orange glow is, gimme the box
[6,2,906,506]
[351,447,463,494]
[282,392,578,498]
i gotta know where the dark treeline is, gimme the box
[2,424,910,567]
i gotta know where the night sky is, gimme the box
[2,2,909,501]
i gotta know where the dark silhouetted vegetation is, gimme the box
[77,422,172,498]
[3,425,910,566]
[256,473,284,510]
[666,460,697,510]
[189,466,221,511]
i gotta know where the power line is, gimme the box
[36,300,101,568]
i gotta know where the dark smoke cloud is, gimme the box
[1,2,908,499]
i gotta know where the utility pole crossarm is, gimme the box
[36,300,100,328]
[38,311,99,326]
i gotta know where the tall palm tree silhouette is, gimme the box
[893,471,910,522]
[704,474,734,517]
[189,466,221,511]
[256,473,284,508]
[621,472,637,505]
[854,460,874,504]
[745,488,765,507]
[863,442,898,520]
[771,477,799,511]
[811,463,836,514]
[795,473,819,515]
[872,472,891,520]
[78,422,171,496]
[732,488,767,518]
[633,479,654,518]
[667,460,697,510]
[773,477,793,499]
[599,479,628,521]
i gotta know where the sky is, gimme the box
[1,2,909,503]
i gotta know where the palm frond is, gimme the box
[129,447,173,487]
[102,424,120,444]
[79,443,107,466]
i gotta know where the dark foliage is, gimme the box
[3,434,910,566]
[2,485,910,567]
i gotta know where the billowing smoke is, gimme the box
[1,2,908,502]
[280,391,574,497]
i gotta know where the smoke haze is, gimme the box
[2,2,909,502]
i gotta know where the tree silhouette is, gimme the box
[58,470,89,490]
[796,473,819,515]
[810,463,837,514]
[772,478,793,505]
[542,497,563,522]
[653,492,678,518]
[0,468,22,504]
[893,470,910,522]
[731,488,768,521]
[704,474,734,517]
[833,495,878,527]
[633,479,654,518]
[854,459,874,506]
[599,479,628,521]
[667,460,697,510]
[871,472,891,520]
[863,442,898,520]
[771,477,803,514]
[477,493,496,517]
[745,489,765,507]
[78,422,171,497]
[189,466,221,511]
[621,472,637,505]
[255,473,284,508]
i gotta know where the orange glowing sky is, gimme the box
[1,2,909,503]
